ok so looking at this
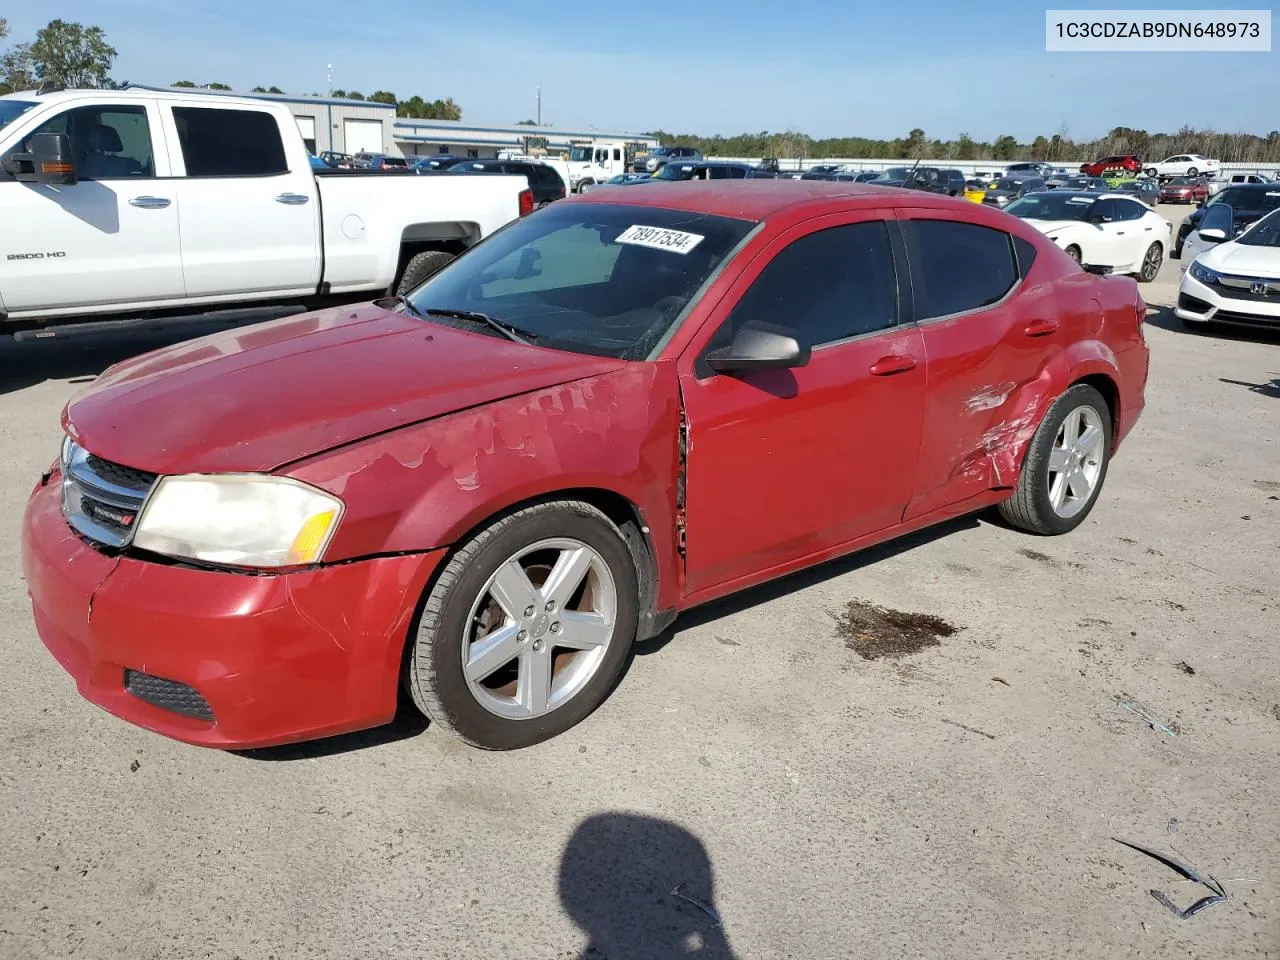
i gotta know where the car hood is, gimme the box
[1201,242,1280,276]
[63,303,625,475]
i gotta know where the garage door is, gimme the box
[294,115,316,154]
[343,119,383,155]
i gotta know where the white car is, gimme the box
[1176,206,1280,331]
[1003,191,1171,282]
[1206,172,1272,197]
[1146,154,1219,179]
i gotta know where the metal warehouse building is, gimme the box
[392,119,659,160]
[238,91,399,157]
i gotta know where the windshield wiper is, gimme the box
[378,294,425,320]
[423,307,538,346]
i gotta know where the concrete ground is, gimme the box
[1,205,1277,960]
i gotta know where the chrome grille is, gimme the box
[1214,273,1280,302]
[60,440,157,548]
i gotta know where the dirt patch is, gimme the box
[1175,661,1196,676]
[834,601,958,660]
[1018,548,1057,565]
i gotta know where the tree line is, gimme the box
[649,125,1280,165]
[171,82,464,121]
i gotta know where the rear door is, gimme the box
[898,213,1080,518]
[0,98,185,313]
[161,104,320,297]
[678,212,927,595]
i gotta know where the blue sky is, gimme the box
[6,1,1278,139]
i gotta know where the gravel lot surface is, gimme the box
[2,205,1277,959]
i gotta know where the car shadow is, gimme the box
[0,308,304,397]
[232,690,430,762]
[560,812,741,959]
[635,513,982,656]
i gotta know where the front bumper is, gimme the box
[22,473,445,749]
[1175,273,1280,330]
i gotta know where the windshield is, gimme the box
[1237,209,1280,247]
[404,203,756,360]
[569,146,593,162]
[876,167,909,180]
[0,100,36,131]
[994,178,1023,191]
[1168,177,1194,185]
[1209,187,1280,212]
[653,163,697,181]
[1004,193,1095,221]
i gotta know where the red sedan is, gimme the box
[1159,177,1209,204]
[22,182,1150,751]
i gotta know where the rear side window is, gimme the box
[1117,199,1146,221]
[172,107,287,177]
[905,220,1018,320]
[713,221,898,351]
[1013,235,1038,278]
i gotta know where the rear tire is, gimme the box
[998,384,1112,536]
[395,250,455,296]
[1187,167,1198,177]
[406,500,639,750]
[1138,242,1163,282]
[1145,167,1158,177]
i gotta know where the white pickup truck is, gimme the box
[0,86,533,337]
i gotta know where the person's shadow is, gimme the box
[559,813,739,959]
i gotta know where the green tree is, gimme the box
[0,17,7,39]
[172,79,197,87]
[0,44,36,95]
[992,134,1018,160]
[267,85,284,94]
[330,88,347,98]
[955,132,978,161]
[250,86,266,92]
[207,82,231,90]
[29,19,116,87]
[516,119,538,126]
[1030,135,1049,159]
[346,90,365,101]
[368,90,397,105]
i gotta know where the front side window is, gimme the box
[172,107,286,177]
[405,203,756,360]
[904,219,1018,321]
[710,221,898,354]
[8,104,154,180]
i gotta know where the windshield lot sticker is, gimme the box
[1066,197,1093,204]
[616,225,705,254]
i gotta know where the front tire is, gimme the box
[998,384,1112,536]
[1138,242,1163,282]
[406,501,639,750]
[1145,167,1158,177]
[1187,167,1198,177]
[395,250,455,296]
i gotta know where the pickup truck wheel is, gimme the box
[997,384,1112,536]
[395,250,455,296]
[406,500,639,750]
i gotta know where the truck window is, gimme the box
[612,148,621,162]
[7,105,154,180]
[172,107,288,177]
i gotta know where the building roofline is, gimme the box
[124,84,395,109]
[393,118,658,141]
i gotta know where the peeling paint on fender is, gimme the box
[964,381,1016,413]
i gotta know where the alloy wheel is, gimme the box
[1047,405,1106,519]
[462,538,617,720]
[1141,243,1163,280]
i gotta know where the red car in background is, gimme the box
[1079,154,1143,178]
[1159,176,1209,204]
[22,182,1150,752]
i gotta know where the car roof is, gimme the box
[574,179,1008,219]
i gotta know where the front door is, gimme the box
[0,100,185,314]
[678,212,927,597]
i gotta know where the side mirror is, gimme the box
[705,323,810,375]
[9,133,77,185]
[1197,227,1227,243]
[514,247,542,279]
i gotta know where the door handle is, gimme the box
[868,354,918,376]
[1023,318,1059,337]
[128,196,170,209]
[275,193,310,205]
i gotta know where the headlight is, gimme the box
[1189,261,1220,284]
[133,474,343,569]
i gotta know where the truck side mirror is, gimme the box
[5,133,77,185]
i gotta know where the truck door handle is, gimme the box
[275,193,310,205]
[869,354,918,376]
[1024,318,1059,337]
[128,196,171,209]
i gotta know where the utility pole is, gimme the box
[327,64,333,97]
[536,86,541,126]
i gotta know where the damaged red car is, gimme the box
[22,182,1149,751]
